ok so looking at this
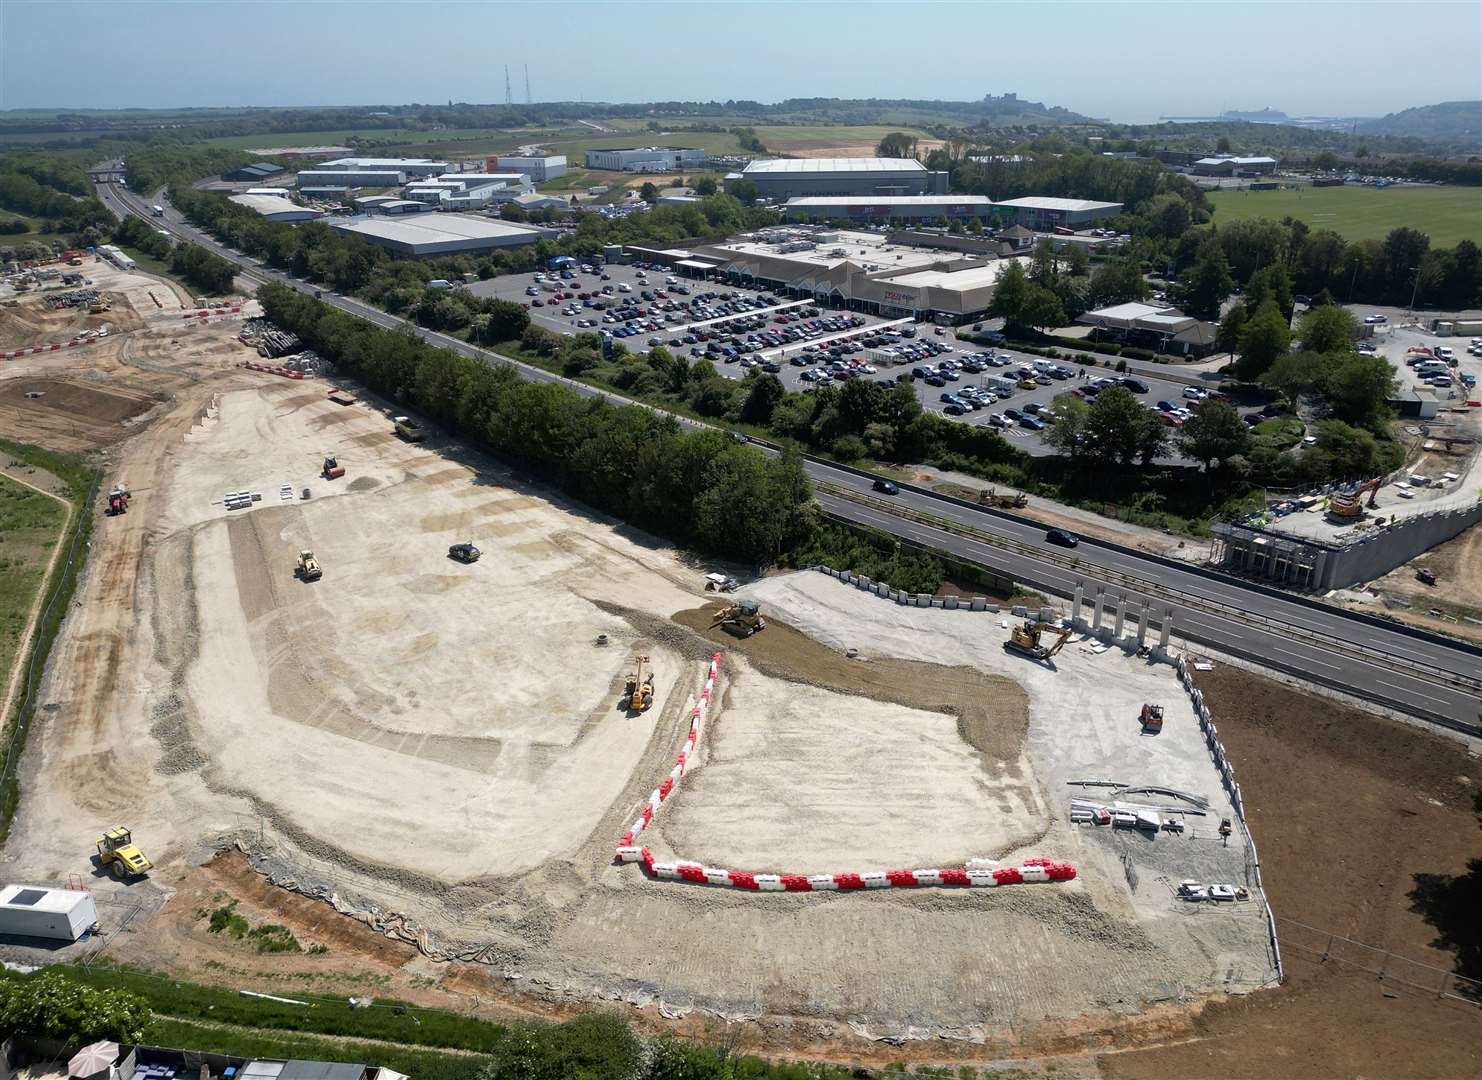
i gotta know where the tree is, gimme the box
[988,259,1029,323]
[499,201,528,222]
[1030,238,1059,286]
[694,176,718,197]
[639,182,659,203]
[1087,258,1149,308]
[1064,243,1090,277]
[1216,135,1232,153]
[1019,284,1067,332]
[740,372,784,424]
[1215,303,1248,355]
[1179,236,1234,321]
[1176,400,1251,471]
[1235,301,1291,380]
[1262,351,1323,409]
[876,132,918,158]
[1317,351,1397,427]
[1313,151,1341,172]
[1297,304,1358,354]
[482,298,530,343]
[1043,394,1092,461]
[728,178,758,205]
[1407,791,1482,997]
[0,972,152,1044]
[1245,263,1295,322]
[1084,387,1166,468]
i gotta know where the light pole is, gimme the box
[1406,265,1422,324]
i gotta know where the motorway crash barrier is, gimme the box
[613,650,1076,893]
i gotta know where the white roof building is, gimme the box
[0,884,98,941]
[331,215,557,256]
[229,195,324,222]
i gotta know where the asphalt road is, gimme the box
[95,172,1482,733]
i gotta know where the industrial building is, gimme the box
[242,187,290,199]
[0,884,97,942]
[320,157,451,178]
[404,172,532,209]
[224,161,286,183]
[585,146,706,172]
[296,169,408,189]
[1192,156,1278,176]
[330,215,557,257]
[353,196,427,215]
[676,227,1027,323]
[733,157,949,201]
[989,196,1124,230]
[782,195,993,224]
[485,154,568,181]
[509,192,572,212]
[229,194,325,222]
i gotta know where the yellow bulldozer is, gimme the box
[709,599,766,637]
[95,826,151,880]
[88,296,112,315]
[295,549,322,581]
[1004,620,1071,662]
[624,655,654,712]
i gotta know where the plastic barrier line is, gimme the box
[613,651,1075,893]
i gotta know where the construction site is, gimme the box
[0,257,1478,1074]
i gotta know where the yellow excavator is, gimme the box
[709,599,766,637]
[624,655,654,712]
[1004,620,1071,662]
[978,487,1028,509]
[1327,477,1381,521]
[96,827,151,880]
[295,549,322,581]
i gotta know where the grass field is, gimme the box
[1209,183,1482,246]
[0,472,69,714]
[0,212,79,250]
[752,124,939,153]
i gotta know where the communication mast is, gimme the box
[504,66,512,107]
[525,64,531,105]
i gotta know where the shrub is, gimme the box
[1121,346,1159,362]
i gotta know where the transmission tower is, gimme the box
[504,66,512,107]
[524,64,531,105]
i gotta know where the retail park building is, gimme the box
[632,227,1031,323]
[731,157,949,200]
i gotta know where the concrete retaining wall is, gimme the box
[1325,501,1482,589]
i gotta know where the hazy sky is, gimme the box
[3,1,1478,123]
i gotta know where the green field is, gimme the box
[0,472,69,713]
[751,124,938,152]
[1208,183,1482,246]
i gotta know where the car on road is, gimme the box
[872,479,898,495]
[1363,314,1388,324]
[1045,528,1079,548]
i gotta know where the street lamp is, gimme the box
[1406,265,1422,324]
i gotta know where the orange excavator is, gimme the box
[1326,477,1381,521]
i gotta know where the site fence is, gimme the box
[1176,656,1284,984]
[1275,917,1481,1007]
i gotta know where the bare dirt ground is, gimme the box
[1099,665,1482,1080]
[1341,521,1482,644]
[0,289,145,350]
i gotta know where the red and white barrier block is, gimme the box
[240,361,305,380]
[615,849,1076,892]
[612,650,1076,893]
[618,651,720,848]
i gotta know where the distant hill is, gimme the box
[1356,101,1482,143]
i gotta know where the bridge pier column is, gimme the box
[1112,594,1126,640]
[1136,604,1150,648]
[1159,609,1173,650]
[1072,581,1085,629]
[1091,588,1105,631]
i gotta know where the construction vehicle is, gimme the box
[705,572,740,592]
[1140,703,1165,734]
[1326,477,1381,521]
[624,655,654,712]
[978,487,1028,509]
[322,456,345,480]
[393,416,426,443]
[104,485,129,516]
[1416,567,1437,586]
[1004,620,1071,662]
[295,550,322,581]
[709,599,766,637]
[95,827,151,880]
[88,296,111,314]
[448,542,481,563]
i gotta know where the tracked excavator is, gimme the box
[624,655,654,712]
[1326,477,1381,521]
[709,599,766,637]
[1004,620,1071,662]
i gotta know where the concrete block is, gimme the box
[1011,605,1027,617]
[970,597,985,612]
[945,596,959,610]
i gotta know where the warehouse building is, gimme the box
[224,161,286,183]
[320,156,450,178]
[585,146,706,172]
[1192,155,1277,176]
[0,884,97,942]
[330,215,557,257]
[229,194,325,222]
[405,172,531,209]
[510,192,573,211]
[485,154,568,181]
[686,228,1024,323]
[296,168,408,189]
[989,196,1123,230]
[782,195,993,224]
[243,187,291,199]
[733,157,949,201]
